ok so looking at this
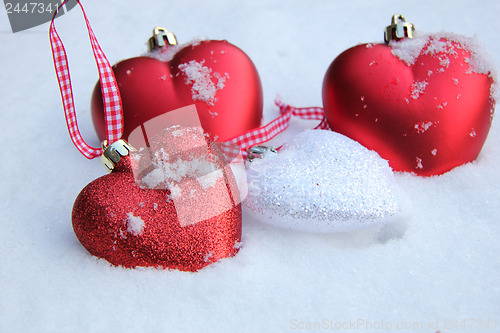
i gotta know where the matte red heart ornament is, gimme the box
[323,16,496,176]
[92,28,263,144]
[72,126,243,271]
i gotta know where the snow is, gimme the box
[390,32,494,74]
[410,80,429,99]
[178,59,228,106]
[148,39,230,107]
[125,212,145,236]
[1,1,499,332]
[389,31,499,100]
[414,120,435,134]
[145,39,206,62]
[390,32,429,65]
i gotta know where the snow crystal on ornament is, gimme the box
[178,60,229,106]
[410,80,429,99]
[145,39,232,105]
[414,121,435,134]
[125,212,145,236]
[145,39,207,62]
[244,130,406,233]
[389,32,495,75]
[389,32,429,65]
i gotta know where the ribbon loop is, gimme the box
[50,0,123,159]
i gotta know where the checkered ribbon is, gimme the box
[49,0,123,159]
[224,97,329,158]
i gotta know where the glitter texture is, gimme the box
[244,130,404,233]
[131,126,244,227]
[72,128,242,271]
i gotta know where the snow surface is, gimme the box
[1,1,499,332]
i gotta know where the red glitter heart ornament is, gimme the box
[322,15,496,176]
[92,28,263,144]
[72,127,243,271]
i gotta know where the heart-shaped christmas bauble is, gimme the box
[72,126,242,271]
[323,32,496,176]
[244,130,407,233]
[92,34,263,144]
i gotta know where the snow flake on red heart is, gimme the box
[178,59,230,108]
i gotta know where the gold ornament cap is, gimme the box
[148,27,178,52]
[100,139,136,172]
[384,14,415,43]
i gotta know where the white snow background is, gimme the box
[1,1,499,332]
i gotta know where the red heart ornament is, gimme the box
[322,33,496,176]
[92,36,263,144]
[72,128,242,271]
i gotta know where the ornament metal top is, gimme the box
[100,139,135,172]
[148,27,177,51]
[384,14,415,43]
[246,146,278,163]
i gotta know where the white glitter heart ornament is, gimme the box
[244,130,407,233]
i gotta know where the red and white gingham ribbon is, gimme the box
[49,0,123,159]
[225,97,329,157]
[49,1,323,159]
